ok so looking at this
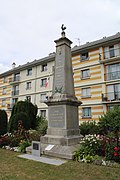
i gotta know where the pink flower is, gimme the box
[114,147,119,151]
[114,152,118,156]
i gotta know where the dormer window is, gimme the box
[41,64,47,72]
[27,68,32,76]
[81,52,89,61]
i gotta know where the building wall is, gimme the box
[0,34,120,123]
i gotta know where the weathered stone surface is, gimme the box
[40,28,82,159]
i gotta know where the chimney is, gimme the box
[12,62,16,69]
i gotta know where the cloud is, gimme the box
[0,0,120,72]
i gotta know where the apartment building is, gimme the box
[0,32,120,123]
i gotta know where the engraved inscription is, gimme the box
[33,143,39,150]
[54,67,64,89]
[49,106,65,128]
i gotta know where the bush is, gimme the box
[9,112,30,132]
[74,134,101,162]
[80,121,99,136]
[36,116,48,136]
[98,106,120,135]
[29,130,41,142]
[8,121,30,147]
[9,101,38,132]
[0,110,8,135]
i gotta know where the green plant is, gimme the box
[9,112,30,132]
[74,134,101,162]
[36,116,48,136]
[98,106,120,135]
[0,110,8,135]
[9,101,38,132]
[18,140,31,153]
[80,121,99,136]
[29,129,41,142]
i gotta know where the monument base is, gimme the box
[40,143,81,159]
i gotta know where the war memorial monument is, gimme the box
[40,25,82,159]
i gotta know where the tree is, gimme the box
[98,106,120,134]
[0,110,8,135]
[9,100,38,132]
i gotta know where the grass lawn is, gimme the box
[0,148,120,180]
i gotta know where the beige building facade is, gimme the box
[0,33,120,123]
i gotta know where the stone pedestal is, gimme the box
[40,28,82,159]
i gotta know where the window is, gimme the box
[104,45,118,59]
[2,99,6,107]
[82,88,91,98]
[40,93,47,102]
[81,52,89,61]
[40,110,46,118]
[27,68,32,76]
[26,96,31,102]
[82,107,91,118]
[107,84,120,101]
[106,63,120,80]
[26,82,31,89]
[12,98,18,104]
[109,45,115,58]
[2,88,6,95]
[3,77,7,83]
[41,78,47,87]
[12,85,19,95]
[81,69,90,79]
[13,73,20,81]
[41,64,47,72]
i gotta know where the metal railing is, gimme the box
[11,90,19,96]
[105,71,120,81]
[102,91,120,101]
[99,47,120,60]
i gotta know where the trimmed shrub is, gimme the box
[9,112,30,132]
[80,121,99,136]
[9,100,38,132]
[0,110,8,135]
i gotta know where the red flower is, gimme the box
[114,152,118,156]
[114,147,119,151]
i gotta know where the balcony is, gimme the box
[102,92,120,102]
[105,71,120,81]
[99,47,120,63]
[11,90,19,96]
[10,76,20,84]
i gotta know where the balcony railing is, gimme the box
[102,92,120,102]
[99,47,120,61]
[11,90,19,96]
[10,76,20,83]
[105,71,120,81]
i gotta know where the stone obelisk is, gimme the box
[40,25,82,159]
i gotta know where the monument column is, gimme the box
[40,25,82,159]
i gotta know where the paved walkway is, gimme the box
[18,154,67,166]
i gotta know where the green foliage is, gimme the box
[98,106,120,134]
[29,130,41,142]
[8,121,30,147]
[74,134,101,162]
[0,110,8,135]
[36,116,48,136]
[18,140,31,153]
[80,121,99,136]
[9,101,38,132]
[9,112,30,132]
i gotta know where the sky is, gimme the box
[0,0,120,73]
